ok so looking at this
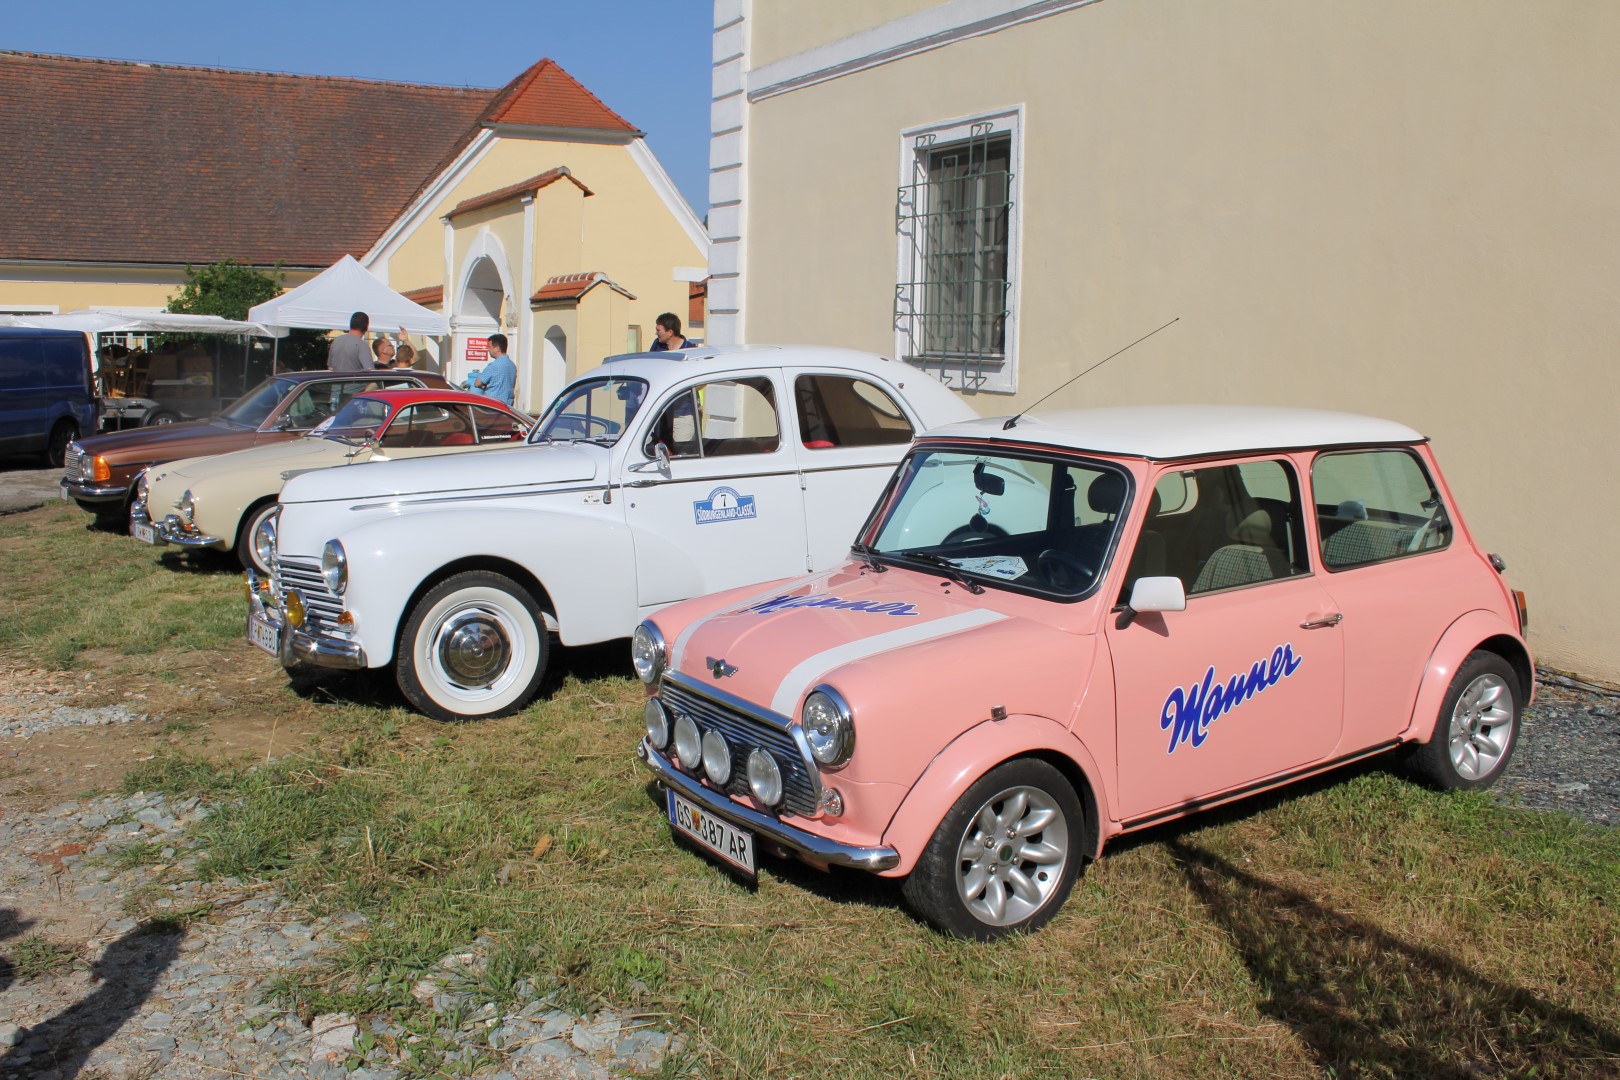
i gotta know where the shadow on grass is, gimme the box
[1168,839,1620,1077]
[0,908,38,994]
[0,918,185,1077]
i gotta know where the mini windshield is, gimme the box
[532,377,646,444]
[863,447,1132,599]
[309,396,391,441]
[221,376,299,427]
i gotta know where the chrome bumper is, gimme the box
[60,478,126,502]
[154,514,221,549]
[638,739,900,873]
[244,569,367,671]
[128,503,166,546]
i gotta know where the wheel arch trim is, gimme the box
[1404,610,1533,744]
[878,715,1107,877]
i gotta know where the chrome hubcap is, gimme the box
[435,608,510,688]
[1447,673,1514,781]
[955,785,1069,927]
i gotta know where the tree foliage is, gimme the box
[166,258,284,320]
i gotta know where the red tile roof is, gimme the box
[530,272,635,305]
[401,285,444,306]
[482,59,639,133]
[0,51,637,269]
[447,167,595,220]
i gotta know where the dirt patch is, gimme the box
[0,643,332,811]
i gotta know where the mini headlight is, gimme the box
[747,748,784,806]
[178,489,196,522]
[644,699,670,749]
[701,729,732,785]
[672,712,702,771]
[631,622,666,685]
[320,539,348,595]
[802,687,855,768]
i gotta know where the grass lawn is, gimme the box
[5,502,1618,1078]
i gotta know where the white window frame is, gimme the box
[894,105,1023,395]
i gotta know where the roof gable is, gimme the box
[480,58,638,133]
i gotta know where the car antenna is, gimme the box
[1002,317,1180,430]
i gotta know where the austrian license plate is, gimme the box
[247,612,281,657]
[130,522,156,544]
[668,790,756,877]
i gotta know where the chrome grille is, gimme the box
[660,678,820,817]
[275,555,345,634]
[63,444,85,481]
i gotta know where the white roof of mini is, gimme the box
[925,405,1426,459]
[598,343,908,383]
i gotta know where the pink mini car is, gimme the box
[633,406,1532,939]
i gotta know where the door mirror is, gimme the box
[653,441,672,474]
[1128,576,1186,614]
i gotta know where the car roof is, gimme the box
[593,344,916,384]
[272,369,442,385]
[924,405,1427,460]
[354,388,525,412]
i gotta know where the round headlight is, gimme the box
[747,748,784,806]
[644,699,670,749]
[320,539,348,595]
[672,711,702,771]
[803,688,855,768]
[701,729,732,785]
[253,509,280,570]
[631,622,666,685]
[178,489,196,522]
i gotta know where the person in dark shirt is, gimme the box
[650,312,697,352]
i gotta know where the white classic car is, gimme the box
[133,389,532,572]
[246,346,975,720]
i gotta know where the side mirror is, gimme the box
[653,442,672,474]
[1128,576,1186,614]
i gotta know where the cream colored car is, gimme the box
[131,389,530,572]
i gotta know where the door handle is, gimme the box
[1300,613,1344,629]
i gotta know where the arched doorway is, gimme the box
[449,236,513,390]
[542,325,568,406]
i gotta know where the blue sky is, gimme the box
[11,1,714,212]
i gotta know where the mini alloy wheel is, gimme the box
[1412,650,1521,791]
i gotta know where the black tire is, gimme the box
[901,758,1084,940]
[145,410,180,427]
[1410,650,1521,791]
[396,571,548,722]
[44,420,77,468]
[236,500,279,573]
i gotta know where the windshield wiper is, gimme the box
[900,551,984,594]
[850,542,887,573]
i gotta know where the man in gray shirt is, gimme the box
[327,311,372,371]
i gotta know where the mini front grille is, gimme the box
[63,445,85,481]
[660,678,820,817]
[275,555,345,634]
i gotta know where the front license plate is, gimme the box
[247,613,281,657]
[668,790,756,877]
[130,522,156,544]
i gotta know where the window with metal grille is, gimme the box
[895,112,1020,393]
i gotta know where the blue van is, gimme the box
[0,328,99,467]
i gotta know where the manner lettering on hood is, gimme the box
[1161,644,1303,754]
[693,486,757,525]
[738,593,921,617]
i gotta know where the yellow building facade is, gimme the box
[710,0,1620,682]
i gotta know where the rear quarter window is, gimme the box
[1312,449,1452,569]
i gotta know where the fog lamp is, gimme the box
[644,699,670,750]
[701,729,732,785]
[285,589,306,629]
[672,712,701,771]
[747,748,783,807]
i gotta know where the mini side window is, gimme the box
[793,375,914,449]
[1313,449,1452,569]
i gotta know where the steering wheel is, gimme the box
[942,514,1008,546]
[1037,548,1096,591]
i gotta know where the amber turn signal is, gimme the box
[91,455,112,482]
[1513,590,1529,634]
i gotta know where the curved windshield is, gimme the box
[309,396,392,442]
[532,376,646,445]
[221,377,299,427]
[863,446,1132,599]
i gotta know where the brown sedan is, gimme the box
[61,369,449,522]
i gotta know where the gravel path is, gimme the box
[1492,670,1620,826]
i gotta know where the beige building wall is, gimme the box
[749,0,941,68]
[727,0,1620,681]
[0,266,317,318]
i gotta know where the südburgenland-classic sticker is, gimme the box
[693,486,757,525]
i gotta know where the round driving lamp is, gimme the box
[672,711,702,771]
[253,510,279,571]
[803,688,855,768]
[701,729,733,785]
[178,489,196,523]
[320,539,348,595]
[631,622,666,685]
[644,699,670,750]
[747,748,784,807]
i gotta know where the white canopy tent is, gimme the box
[248,255,450,335]
[0,310,286,338]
